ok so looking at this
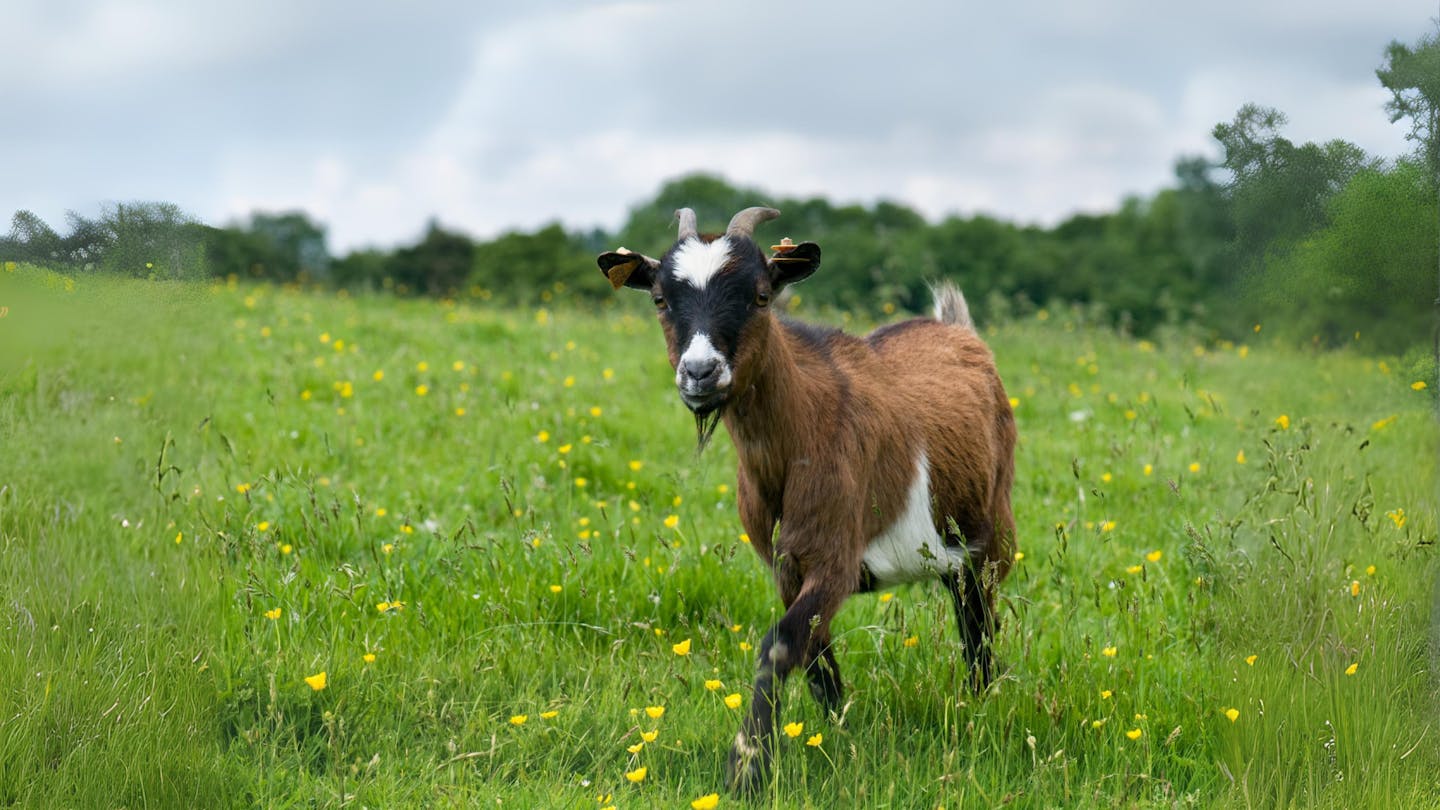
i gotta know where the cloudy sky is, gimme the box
[3,0,1433,251]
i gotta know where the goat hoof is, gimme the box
[726,736,770,795]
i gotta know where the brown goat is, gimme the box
[597,206,1017,793]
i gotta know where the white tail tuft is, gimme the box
[931,282,973,330]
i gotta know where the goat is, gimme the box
[596,206,1017,793]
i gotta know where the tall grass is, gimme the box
[0,264,1435,808]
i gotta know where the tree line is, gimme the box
[5,29,1437,354]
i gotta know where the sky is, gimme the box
[3,0,1434,252]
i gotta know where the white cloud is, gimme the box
[6,0,1432,251]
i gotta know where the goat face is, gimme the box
[598,208,821,418]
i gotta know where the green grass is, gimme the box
[0,264,1436,808]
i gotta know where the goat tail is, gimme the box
[931,281,974,330]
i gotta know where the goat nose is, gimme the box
[682,355,720,380]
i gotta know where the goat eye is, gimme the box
[754,291,770,307]
[653,295,666,310]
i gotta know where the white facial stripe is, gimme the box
[671,236,733,289]
[862,452,969,586]
[676,333,733,391]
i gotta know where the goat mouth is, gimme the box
[680,390,727,415]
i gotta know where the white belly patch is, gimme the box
[861,453,969,586]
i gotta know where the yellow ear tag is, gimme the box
[771,237,808,262]
[604,247,639,290]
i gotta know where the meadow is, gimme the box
[0,263,1436,809]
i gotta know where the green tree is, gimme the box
[1247,161,1436,352]
[1213,104,1374,264]
[387,220,475,296]
[1378,26,1440,339]
[470,223,600,302]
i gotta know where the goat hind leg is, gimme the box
[942,567,997,691]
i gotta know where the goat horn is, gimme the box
[725,206,780,238]
[675,208,699,242]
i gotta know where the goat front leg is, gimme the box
[727,581,845,794]
[804,633,844,716]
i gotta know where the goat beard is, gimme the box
[693,403,725,453]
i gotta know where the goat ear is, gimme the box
[597,249,659,291]
[767,241,821,288]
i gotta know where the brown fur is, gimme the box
[711,305,1016,792]
[723,313,1015,597]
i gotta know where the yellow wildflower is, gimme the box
[256,521,270,532]
[1188,462,1201,473]
[414,385,429,397]
[304,671,327,691]
[540,710,558,719]
[1102,646,1118,658]
[624,766,646,783]
[1100,520,1116,532]
[363,653,376,663]
[1146,550,1163,562]
[1349,580,1360,597]
[879,593,894,603]
[704,679,723,691]
[1274,414,1290,430]
[1224,708,1240,722]
[1100,689,1112,699]
[806,732,823,747]
[783,721,804,738]
[724,693,743,709]
[550,584,563,593]
[537,430,550,443]
[264,608,281,620]
[372,370,384,381]
[1125,728,1142,740]
[1366,565,1376,576]
[903,635,919,648]
[1345,662,1358,676]
[1126,565,1143,575]
[590,406,602,417]
[1245,655,1257,666]
[626,742,644,754]
[645,705,665,720]
[691,794,720,810]
[664,515,680,529]
[509,715,527,726]
[1236,450,1246,464]
[1412,380,1428,391]
[672,639,692,656]
[1387,509,1406,528]
[280,544,293,555]
[640,729,658,742]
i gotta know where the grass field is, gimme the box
[1,264,1437,808]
